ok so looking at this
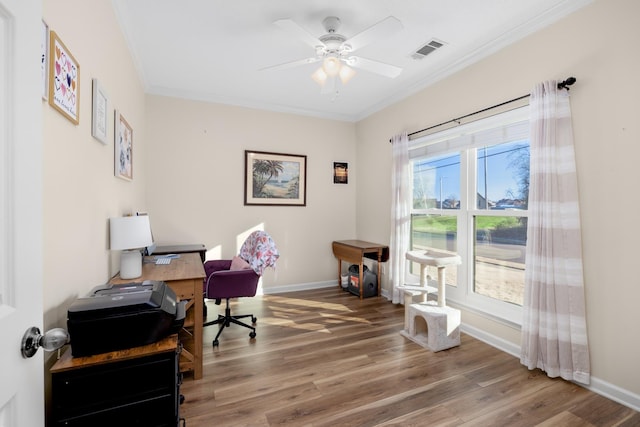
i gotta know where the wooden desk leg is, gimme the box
[193,282,203,380]
[359,261,364,300]
[377,250,382,297]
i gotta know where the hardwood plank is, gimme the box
[535,411,596,427]
[303,374,478,427]
[179,288,639,426]
[568,392,640,426]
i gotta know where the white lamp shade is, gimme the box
[109,216,153,250]
[339,65,356,84]
[311,67,327,85]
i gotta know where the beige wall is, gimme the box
[145,96,357,289]
[356,0,640,398]
[42,0,147,331]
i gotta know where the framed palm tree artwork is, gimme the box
[244,150,307,206]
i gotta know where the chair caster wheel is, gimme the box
[249,331,256,339]
[213,339,219,347]
[251,316,257,324]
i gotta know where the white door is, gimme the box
[0,0,44,425]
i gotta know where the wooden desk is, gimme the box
[332,240,389,299]
[110,252,206,379]
[51,335,180,425]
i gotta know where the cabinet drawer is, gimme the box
[52,351,178,421]
[53,394,178,427]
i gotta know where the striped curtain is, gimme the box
[520,81,590,384]
[389,132,410,304]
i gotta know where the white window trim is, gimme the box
[409,107,530,325]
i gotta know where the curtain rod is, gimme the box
[391,76,576,142]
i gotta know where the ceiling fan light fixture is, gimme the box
[339,65,356,84]
[311,67,328,85]
[322,56,341,77]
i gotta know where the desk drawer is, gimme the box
[167,279,197,300]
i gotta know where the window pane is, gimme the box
[410,214,458,287]
[473,216,527,305]
[413,153,460,210]
[476,141,529,210]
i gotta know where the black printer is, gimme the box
[67,280,186,357]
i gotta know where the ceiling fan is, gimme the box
[263,15,404,95]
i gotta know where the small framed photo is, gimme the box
[91,79,108,144]
[48,31,80,124]
[41,20,49,100]
[245,150,307,206]
[333,162,348,184]
[114,110,133,181]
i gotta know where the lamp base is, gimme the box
[120,250,143,279]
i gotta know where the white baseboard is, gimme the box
[461,323,640,412]
[263,280,393,300]
[584,377,640,412]
[261,280,336,295]
[460,323,521,358]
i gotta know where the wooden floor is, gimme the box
[180,287,639,427]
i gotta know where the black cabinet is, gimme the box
[51,336,181,426]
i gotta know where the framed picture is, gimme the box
[114,110,133,181]
[48,31,80,124]
[41,20,49,100]
[91,79,108,144]
[333,162,348,184]
[244,150,306,206]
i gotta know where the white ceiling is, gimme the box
[112,0,591,122]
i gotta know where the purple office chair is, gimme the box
[202,231,279,347]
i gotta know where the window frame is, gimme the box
[408,107,530,325]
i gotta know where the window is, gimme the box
[409,108,529,324]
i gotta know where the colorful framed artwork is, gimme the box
[333,162,348,184]
[48,31,79,124]
[41,20,49,100]
[91,79,108,144]
[114,110,133,181]
[244,150,307,206]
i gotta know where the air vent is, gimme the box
[411,39,445,60]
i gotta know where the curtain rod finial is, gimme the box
[558,77,576,90]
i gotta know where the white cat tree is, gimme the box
[399,249,462,352]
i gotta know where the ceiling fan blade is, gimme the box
[347,56,402,78]
[345,16,403,52]
[274,19,325,49]
[260,57,320,72]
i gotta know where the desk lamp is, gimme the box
[110,215,153,279]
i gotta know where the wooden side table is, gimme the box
[110,252,206,379]
[332,240,389,299]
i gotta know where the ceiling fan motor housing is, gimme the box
[322,16,341,33]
